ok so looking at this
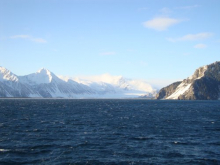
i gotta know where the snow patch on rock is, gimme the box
[166,83,191,99]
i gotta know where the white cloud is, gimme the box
[168,32,213,42]
[76,73,122,84]
[194,44,207,49]
[143,17,181,31]
[11,35,30,39]
[10,35,47,43]
[175,5,199,10]
[59,73,123,85]
[100,52,116,56]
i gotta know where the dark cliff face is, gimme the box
[156,61,220,100]
[191,77,220,100]
[156,81,182,99]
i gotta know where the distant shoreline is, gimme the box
[0,97,154,100]
[0,97,219,101]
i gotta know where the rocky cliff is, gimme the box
[155,81,182,99]
[156,61,220,100]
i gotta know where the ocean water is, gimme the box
[0,99,220,165]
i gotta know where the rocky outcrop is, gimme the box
[155,81,181,99]
[156,61,220,100]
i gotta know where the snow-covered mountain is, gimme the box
[60,73,157,97]
[0,67,157,98]
[0,66,36,97]
[156,61,220,100]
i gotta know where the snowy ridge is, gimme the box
[60,73,157,97]
[0,66,18,82]
[19,68,59,84]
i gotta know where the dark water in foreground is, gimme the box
[0,99,220,164]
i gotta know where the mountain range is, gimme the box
[156,61,220,100]
[1,61,220,100]
[0,67,157,98]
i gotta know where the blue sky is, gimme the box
[0,0,220,86]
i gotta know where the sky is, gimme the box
[0,0,220,87]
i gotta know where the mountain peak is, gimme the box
[37,68,51,74]
[188,61,220,81]
[18,68,56,84]
[0,66,18,82]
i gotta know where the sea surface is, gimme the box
[0,99,220,164]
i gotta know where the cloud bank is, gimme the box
[168,32,213,42]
